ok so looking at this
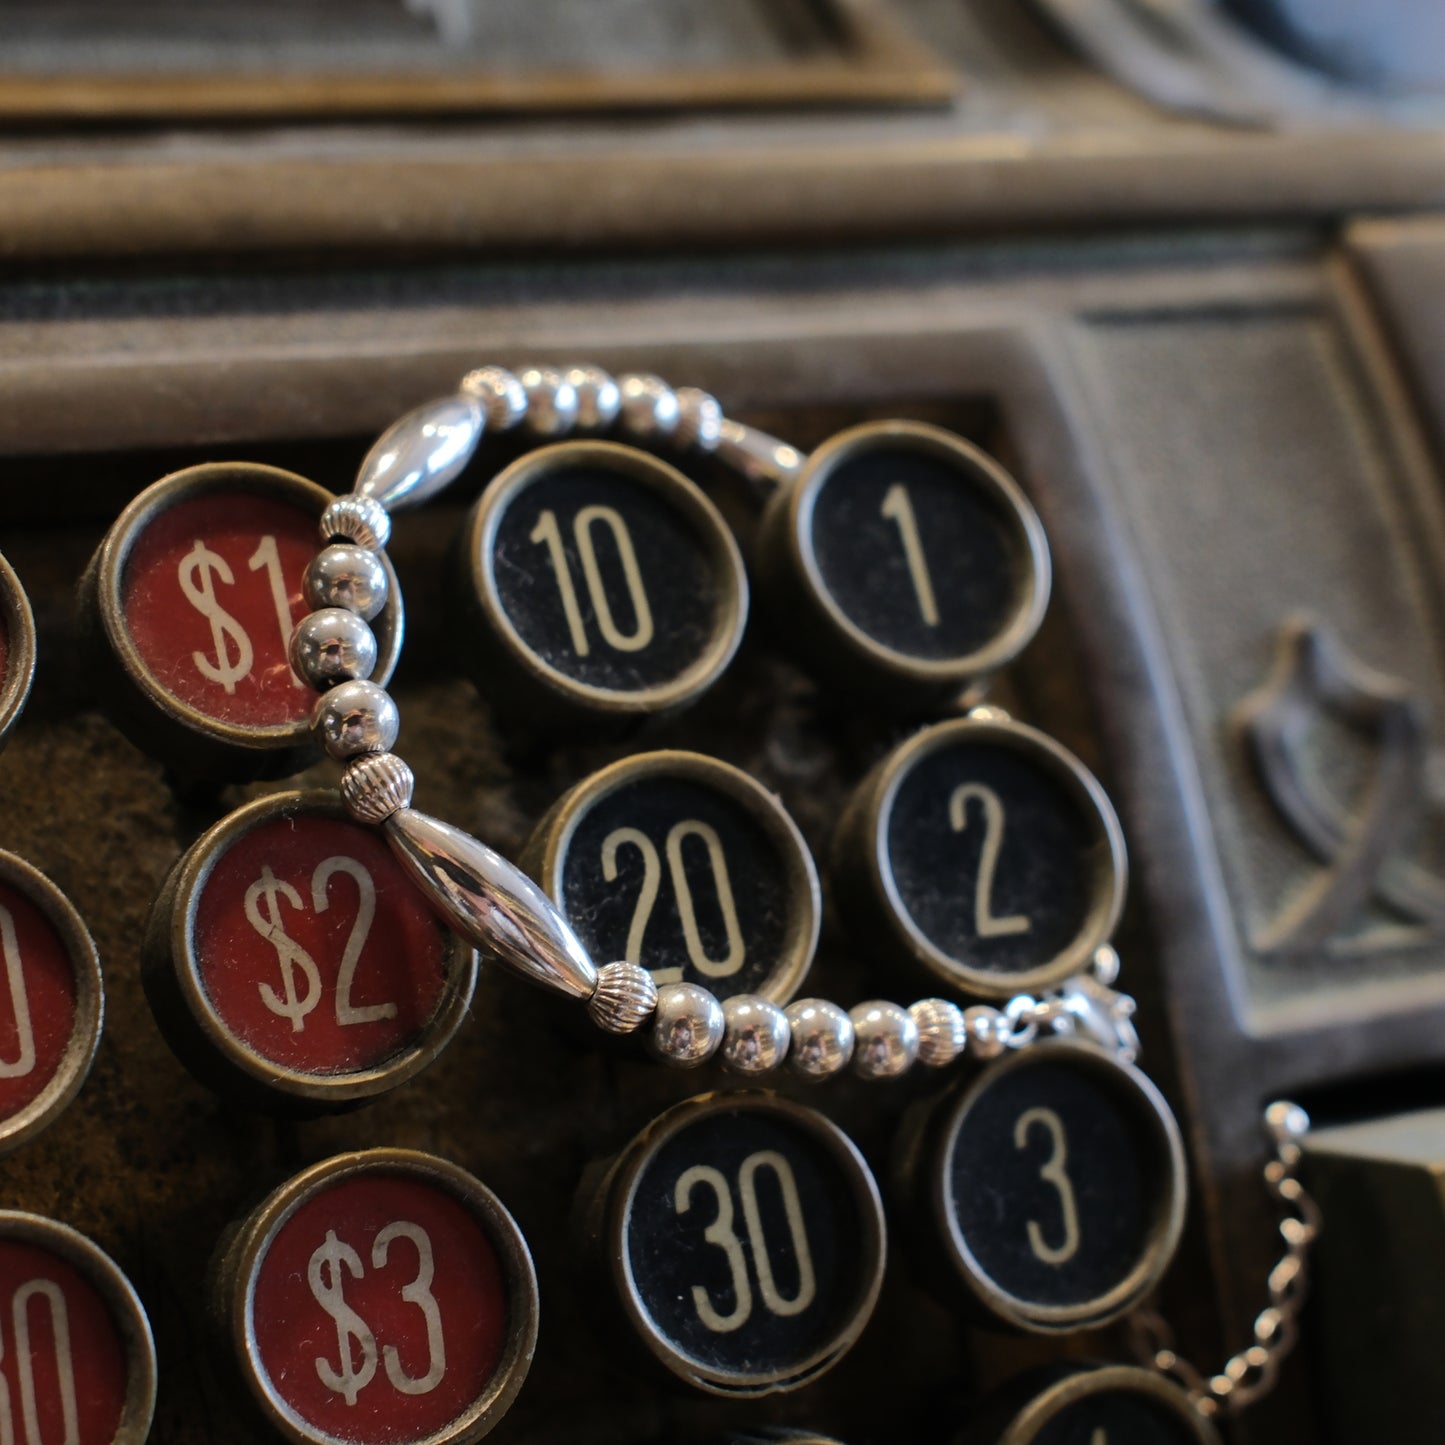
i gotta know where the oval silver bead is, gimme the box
[785,997,855,1080]
[719,994,790,1075]
[355,395,485,512]
[849,1000,919,1081]
[587,961,658,1035]
[385,808,597,1000]
[649,982,725,1067]
[910,997,967,1068]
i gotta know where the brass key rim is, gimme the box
[157,789,477,1105]
[464,440,748,716]
[991,1364,1221,1444]
[223,1148,539,1445]
[930,1040,1187,1334]
[91,462,403,751]
[0,549,36,751]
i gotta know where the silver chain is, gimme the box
[1127,1101,1321,1418]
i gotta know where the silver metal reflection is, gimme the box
[713,417,805,493]
[355,396,485,512]
[385,809,597,999]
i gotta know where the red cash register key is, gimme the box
[121,491,317,728]
[0,856,102,1154]
[0,1215,156,1444]
[193,813,448,1076]
[234,1152,538,1445]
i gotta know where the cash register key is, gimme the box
[450,440,747,732]
[756,421,1050,709]
[913,1040,1186,1334]
[521,750,821,1004]
[213,1148,537,1445]
[142,790,477,1114]
[0,1212,157,1444]
[76,461,403,781]
[0,852,103,1156]
[957,1365,1222,1445]
[832,715,1127,999]
[0,550,35,752]
[589,1091,886,1397]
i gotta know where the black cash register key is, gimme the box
[521,750,820,1002]
[756,421,1049,709]
[958,1366,1221,1445]
[909,1041,1185,1333]
[452,441,747,730]
[833,715,1126,997]
[76,461,403,781]
[0,549,36,752]
[588,1091,885,1396]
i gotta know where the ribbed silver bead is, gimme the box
[587,962,658,1035]
[290,607,377,690]
[910,998,968,1068]
[674,387,724,451]
[849,1001,919,1081]
[320,494,391,551]
[565,364,622,431]
[340,752,415,825]
[311,679,399,760]
[304,544,389,621]
[649,982,724,1067]
[520,365,580,437]
[719,995,790,1075]
[785,998,854,1080]
[618,374,680,439]
[963,1004,1011,1060]
[459,366,527,430]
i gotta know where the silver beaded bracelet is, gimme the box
[288,363,1141,1080]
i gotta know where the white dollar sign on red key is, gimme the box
[178,538,253,694]
[245,865,323,1032]
[309,1230,378,1406]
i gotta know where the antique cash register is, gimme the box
[0,3,1441,1442]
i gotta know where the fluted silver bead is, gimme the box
[290,607,377,690]
[850,1001,919,1081]
[785,998,855,1080]
[719,995,790,1076]
[587,962,658,1035]
[674,387,724,451]
[340,752,414,825]
[649,982,724,1067]
[320,494,391,552]
[304,544,389,622]
[910,998,968,1068]
[963,1004,1011,1060]
[459,366,527,430]
[312,679,399,760]
[520,365,579,437]
[356,395,485,512]
[618,374,680,440]
[566,364,622,431]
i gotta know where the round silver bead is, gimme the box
[849,1001,919,1081]
[459,365,527,431]
[649,982,725,1067]
[520,365,580,437]
[910,998,968,1068]
[587,961,658,1035]
[290,607,378,690]
[304,544,389,622]
[311,679,399,760]
[565,364,622,431]
[962,1004,1011,1060]
[340,751,415,824]
[617,373,681,440]
[674,387,724,451]
[719,995,790,1075]
[784,998,855,1081]
[320,494,391,552]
